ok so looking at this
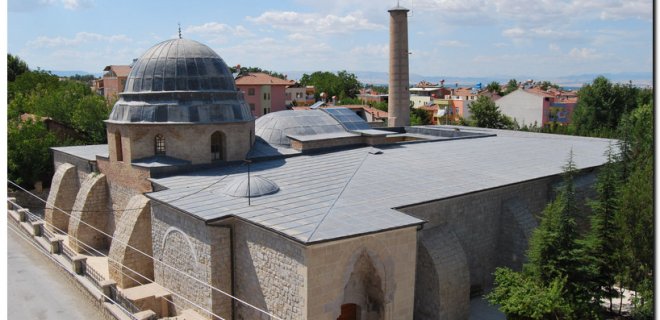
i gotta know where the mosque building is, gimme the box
[38,6,614,320]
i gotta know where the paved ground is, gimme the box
[469,296,506,320]
[7,224,105,320]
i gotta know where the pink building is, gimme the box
[235,73,290,117]
[94,65,132,100]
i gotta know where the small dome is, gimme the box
[223,175,279,198]
[255,110,347,146]
[108,39,253,124]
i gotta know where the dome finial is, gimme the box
[178,22,182,39]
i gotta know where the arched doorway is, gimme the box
[340,251,384,320]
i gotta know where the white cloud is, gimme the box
[61,0,92,10]
[349,43,388,57]
[9,0,92,11]
[568,47,599,59]
[27,32,131,48]
[287,33,315,41]
[502,26,580,40]
[247,11,385,34]
[549,43,561,52]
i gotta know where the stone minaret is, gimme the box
[388,5,410,127]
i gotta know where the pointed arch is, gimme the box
[339,250,385,320]
[211,131,225,161]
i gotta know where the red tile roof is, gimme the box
[103,65,132,77]
[235,73,292,86]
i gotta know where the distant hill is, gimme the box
[49,70,102,78]
[284,71,652,88]
[47,69,651,88]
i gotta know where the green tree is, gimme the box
[489,153,598,318]
[614,103,653,316]
[488,269,572,319]
[582,145,623,313]
[570,76,640,137]
[410,106,431,126]
[503,79,519,95]
[7,120,61,187]
[539,81,560,91]
[485,81,502,95]
[299,70,361,100]
[8,69,60,102]
[467,96,513,129]
[8,53,29,82]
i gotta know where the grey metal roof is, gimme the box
[51,145,108,161]
[108,39,253,124]
[223,175,280,198]
[255,110,349,146]
[147,128,615,244]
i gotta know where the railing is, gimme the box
[62,244,75,262]
[42,226,55,240]
[85,265,105,289]
[110,285,142,318]
[26,210,40,223]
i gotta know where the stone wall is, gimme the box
[45,163,80,233]
[68,173,111,253]
[232,220,307,320]
[107,122,254,165]
[96,157,152,215]
[400,171,597,319]
[108,194,154,288]
[151,203,232,319]
[53,150,94,185]
[306,226,417,320]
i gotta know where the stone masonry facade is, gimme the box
[152,204,232,319]
[68,173,111,253]
[232,220,306,320]
[108,194,154,288]
[45,163,79,233]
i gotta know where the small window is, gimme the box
[249,103,255,111]
[263,93,267,100]
[263,107,271,115]
[211,131,224,161]
[115,131,123,162]
[248,88,255,96]
[155,134,166,155]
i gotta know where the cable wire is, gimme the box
[7,180,284,320]
[9,198,227,320]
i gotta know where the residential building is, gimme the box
[235,72,290,117]
[285,82,315,107]
[496,88,577,127]
[93,65,132,100]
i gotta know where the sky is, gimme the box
[6,0,654,80]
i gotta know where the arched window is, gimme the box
[211,131,224,161]
[114,131,123,161]
[155,134,166,155]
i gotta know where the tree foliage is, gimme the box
[8,53,29,82]
[299,70,361,101]
[467,96,513,129]
[7,120,61,187]
[570,76,642,137]
[503,79,519,95]
[7,56,112,188]
[614,103,654,316]
[489,153,599,318]
[485,81,502,95]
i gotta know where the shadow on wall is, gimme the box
[340,251,385,320]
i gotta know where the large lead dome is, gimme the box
[108,38,252,123]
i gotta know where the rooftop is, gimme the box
[235,73,292,86]
[146,127,614,244]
